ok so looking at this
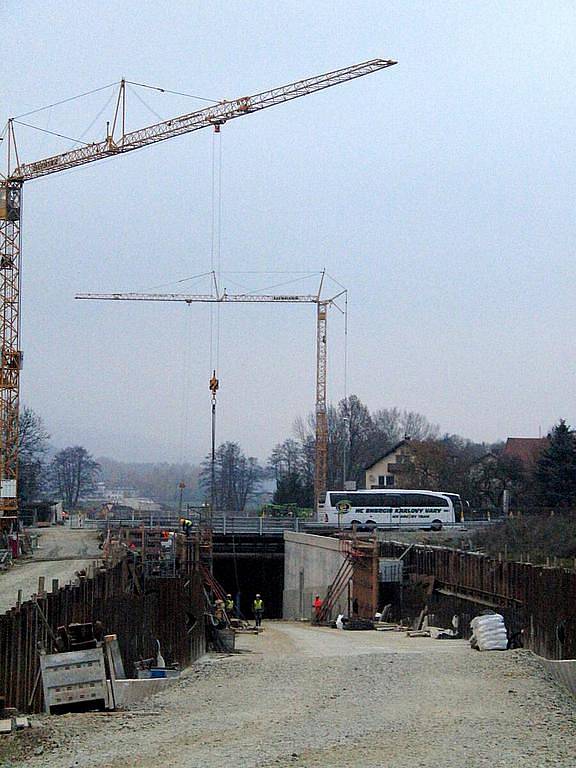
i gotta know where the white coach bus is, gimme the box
[320,489,463,531]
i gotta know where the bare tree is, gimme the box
[18,406,50,504]
[268,438,302,481]
[285,398,443,496]
[372,407,402,446]
[401,410,440,441]
[200,442,263,511]
[372,408,439,444]
[52,446,100,510]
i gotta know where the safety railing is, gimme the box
[71,514,495,535]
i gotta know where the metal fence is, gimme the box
[0,560,205,713]
[73,514,495,535]
[380,541,576,659]
[74,515,313,535]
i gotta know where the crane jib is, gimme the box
[9,58,396,183]
[0,56,394,518]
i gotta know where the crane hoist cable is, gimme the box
[178,305,194,465]
[208,125,223,514]
[208,134,222,500]
[209,127,223,373]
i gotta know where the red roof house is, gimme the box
[502,437,548,466]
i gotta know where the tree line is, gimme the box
[268,398,576,514]
[198,396,481,511]
[18,401,576,514]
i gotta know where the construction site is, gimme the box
[1,6,576,767]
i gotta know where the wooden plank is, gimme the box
[104,635,126,679]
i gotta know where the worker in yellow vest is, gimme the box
[180,518,193,537]
[225,594,235,616]
[253,594,264,627]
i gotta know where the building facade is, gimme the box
[364,439,413,489]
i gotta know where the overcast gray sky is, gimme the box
[1,1,574,462]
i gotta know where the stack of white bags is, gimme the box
[470,613,508,651]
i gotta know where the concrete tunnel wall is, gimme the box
[283,532,349,620]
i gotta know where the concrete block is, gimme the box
[15,716,30,729]
[0,719,12,734]
[538,657,576,698]
[111,677,178,708]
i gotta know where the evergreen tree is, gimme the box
[272,472,314,507]
[535,420,576,508]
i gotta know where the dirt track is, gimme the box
[0,527,101,614]
[4,622,575,768]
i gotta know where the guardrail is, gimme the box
[71,514,496,535]
[74,515,308,535]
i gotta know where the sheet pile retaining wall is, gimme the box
[0,559,205,713]
[380,541,576,659]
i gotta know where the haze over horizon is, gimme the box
[2,2,574,463]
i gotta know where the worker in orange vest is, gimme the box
[313,594,323,623]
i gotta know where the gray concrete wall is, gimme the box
[538,657,576,698]
[283,532,349,620]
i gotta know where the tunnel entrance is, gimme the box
[213,555,284,619]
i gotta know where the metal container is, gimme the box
[40,648,108,713]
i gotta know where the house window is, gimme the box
[386,475,394,487]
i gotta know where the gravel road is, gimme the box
[4,622,574,767]
[0,527,101,614]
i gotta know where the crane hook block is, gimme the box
[209,370,219,395]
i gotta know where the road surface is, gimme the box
[0,527,101,614]
[4,622,575,767]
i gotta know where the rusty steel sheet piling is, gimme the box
[0,560,205,713]
[380,541,576,659]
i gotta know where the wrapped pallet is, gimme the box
[470,613,508,651]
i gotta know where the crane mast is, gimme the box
[0,183,21,514]
[76,287,345,513]
[315,302,328,512]
[0,57,396,518]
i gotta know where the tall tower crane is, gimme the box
[0,57,396,518]
[76,280,346,512]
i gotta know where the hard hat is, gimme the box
[256,594,261,598]
[227,594,232,598]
